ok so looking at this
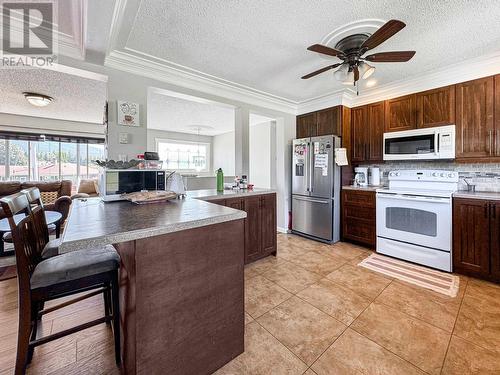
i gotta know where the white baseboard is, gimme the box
[277,226,289,234]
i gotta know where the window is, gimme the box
[37,141,60,182]
[87,144,105,180]
[156,139,210,172]
[9,140,29,181]
[0,137,105,191]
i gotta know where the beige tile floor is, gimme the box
[1,234,500,374]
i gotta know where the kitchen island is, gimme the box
[188,189,277,264]
[60,198,247,375]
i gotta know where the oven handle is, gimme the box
[377,193,451,204]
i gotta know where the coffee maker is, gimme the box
[354,167,368,187]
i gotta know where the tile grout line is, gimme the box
[344,279,436,375]
[438,276,469,374]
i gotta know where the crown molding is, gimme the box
[105,49,298,114]
[298,51,500,111]
[349,51,500,106]
[296,89,348,114]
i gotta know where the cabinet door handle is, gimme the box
[492,204,497,219]
[488,130,493,155]
[484,203,489,218]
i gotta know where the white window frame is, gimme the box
[155,138,211,173]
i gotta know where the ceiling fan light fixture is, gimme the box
[333,64,349,81]
[341,70,355,85]
[23,92,53,107]
[358,62,375,79]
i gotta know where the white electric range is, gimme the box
[376,170,459,272]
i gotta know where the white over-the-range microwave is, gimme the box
[383,125,455,161]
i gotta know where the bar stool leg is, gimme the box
[103,283,111,325]
[15,299,31,375]
[111,271,121,365]
[27,301,39,363]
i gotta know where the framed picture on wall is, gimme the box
[117,100,140,126]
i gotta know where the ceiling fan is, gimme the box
[301,20,415,87]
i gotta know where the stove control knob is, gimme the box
[395,172,401,177]
[432,172,439,177]
[448,173,454,178]
[440,173,446,177]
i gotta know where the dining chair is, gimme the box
[0,192,121,375]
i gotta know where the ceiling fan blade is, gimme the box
[301,63,341,79]
[360,20,406,51]
[365,51,416,62]
[353,66,359,82]
[307,44,344,57]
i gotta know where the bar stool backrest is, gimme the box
[0,193,44,294]
[20,187,43,207]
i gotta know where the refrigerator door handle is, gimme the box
[309,142,314,193]
[293,196,329,204]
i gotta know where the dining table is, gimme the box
[0,211,62,257]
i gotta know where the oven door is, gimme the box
[376,192,452,251]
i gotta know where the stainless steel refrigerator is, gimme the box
[291,135,341,243]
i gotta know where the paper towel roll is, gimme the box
[335,148,349,166]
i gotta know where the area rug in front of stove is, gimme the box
[358,253,459,297]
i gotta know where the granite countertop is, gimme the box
[59,197,246,253]
[187,188,275,201]
[453,191,500,201]
[342,185,382,192]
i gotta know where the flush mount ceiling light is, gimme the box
[23,92,53,107]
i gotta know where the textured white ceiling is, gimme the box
[0,68,107,124]
[125,0,500,102]
[147,91,235,136]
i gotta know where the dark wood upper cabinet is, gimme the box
[316,106,341,136]
[453,198,491,276]
[296,113,316,138]
[416,85,455,128]
[456,76,495,159]
[351,102,384,163]
[384,94,416,132]
[367,102,385,161]
[495,74,500,157]
[297,106,344,138]
[351,106,368,163]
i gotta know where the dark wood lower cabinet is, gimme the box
[489,203,500,279]
[213,193,277,264]
[453,197,500,282]
[341,189,376,248]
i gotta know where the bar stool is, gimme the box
[0,193,121,375]
[2,187,61,257]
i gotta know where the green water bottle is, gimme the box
[216,168,224,192]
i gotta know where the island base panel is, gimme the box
[116,219,245,374]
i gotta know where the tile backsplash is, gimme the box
[358,161,500,192]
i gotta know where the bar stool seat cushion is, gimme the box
[41,238,62,259]
[31,245,120,289]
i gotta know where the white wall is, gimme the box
[213,131,235,176]
[57,55,297,231]
[249,121,272,188]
